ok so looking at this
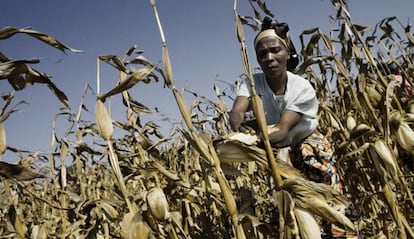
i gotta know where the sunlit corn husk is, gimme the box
[162,45,174,87]
[372,139,398,180]
[120,211,151,239]
[97,201,120,220]
[349,123,372,140]
[215,140,266,164]
[328,112,341,130]
[395,121,414,152]
[294,195,355,232]
[283,178,349,206]
[214,141,307,179]
[223,125,279,146]
[294,208,322,239]
[346,113,356,132]
[60,165,67,189]
[146,187,170,221]
[277,147,291,163]
[0,123,6,155]
[366,86,382,107]
[95,100,113,140]
[224,132,259,145]
[30,224,48,239]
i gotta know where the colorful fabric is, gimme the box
[290,130,343,193]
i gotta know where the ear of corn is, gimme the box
[372,139,398,181]
[95,100,113,141]
[294,196,355,232]
[146,187,170,221]
[366,86,382,107]
[121,211,151,239]
[394,121,414,152]
[346,112,356,131]
[294,208,322,239]
[349,123,372,140]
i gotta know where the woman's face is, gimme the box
[255,37,289,77]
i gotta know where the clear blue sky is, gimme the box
[1,0,413,163]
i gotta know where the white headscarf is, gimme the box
[254,29,289,48]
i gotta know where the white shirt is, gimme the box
[236,71,319,147]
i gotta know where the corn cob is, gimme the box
[146,187,170,221]
[395,121,414,152]
[372,139,398,180]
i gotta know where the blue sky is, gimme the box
[1,0,413,162]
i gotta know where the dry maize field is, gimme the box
[1,0,414,238]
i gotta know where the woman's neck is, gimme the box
[266,71,288,95]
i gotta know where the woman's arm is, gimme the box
[229,96,254,133]
[269,109,301,145]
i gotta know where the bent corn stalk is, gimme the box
[233,2,283,188]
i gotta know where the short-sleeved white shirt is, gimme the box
[236,71,319,147]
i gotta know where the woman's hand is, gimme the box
[238,123,257,135]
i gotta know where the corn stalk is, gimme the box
[149,1,245,238]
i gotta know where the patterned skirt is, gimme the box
[290,130,343,193]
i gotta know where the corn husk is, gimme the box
[366,86,382,107]
[146,187,170,221]
[95,100,113,141]
[214,140,307,179]
[30,224,48,239]
[372,139,398,180]
[120,211,151,239]
[294,208,322,239]
[294,196,355,232]
[349,123,372,140]
[346,113,356,132]
[394,121,414,152]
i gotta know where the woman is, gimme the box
[229,19,341,192]
[229,19,351,238]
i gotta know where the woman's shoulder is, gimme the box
[287,72,314,89]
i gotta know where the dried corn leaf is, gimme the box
[98,65,156,101]
[0,161,44,181]
[0,26,82,53]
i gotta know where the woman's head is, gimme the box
[254,17,299,72]
[255,32,289,78]
[254,29,289,50]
